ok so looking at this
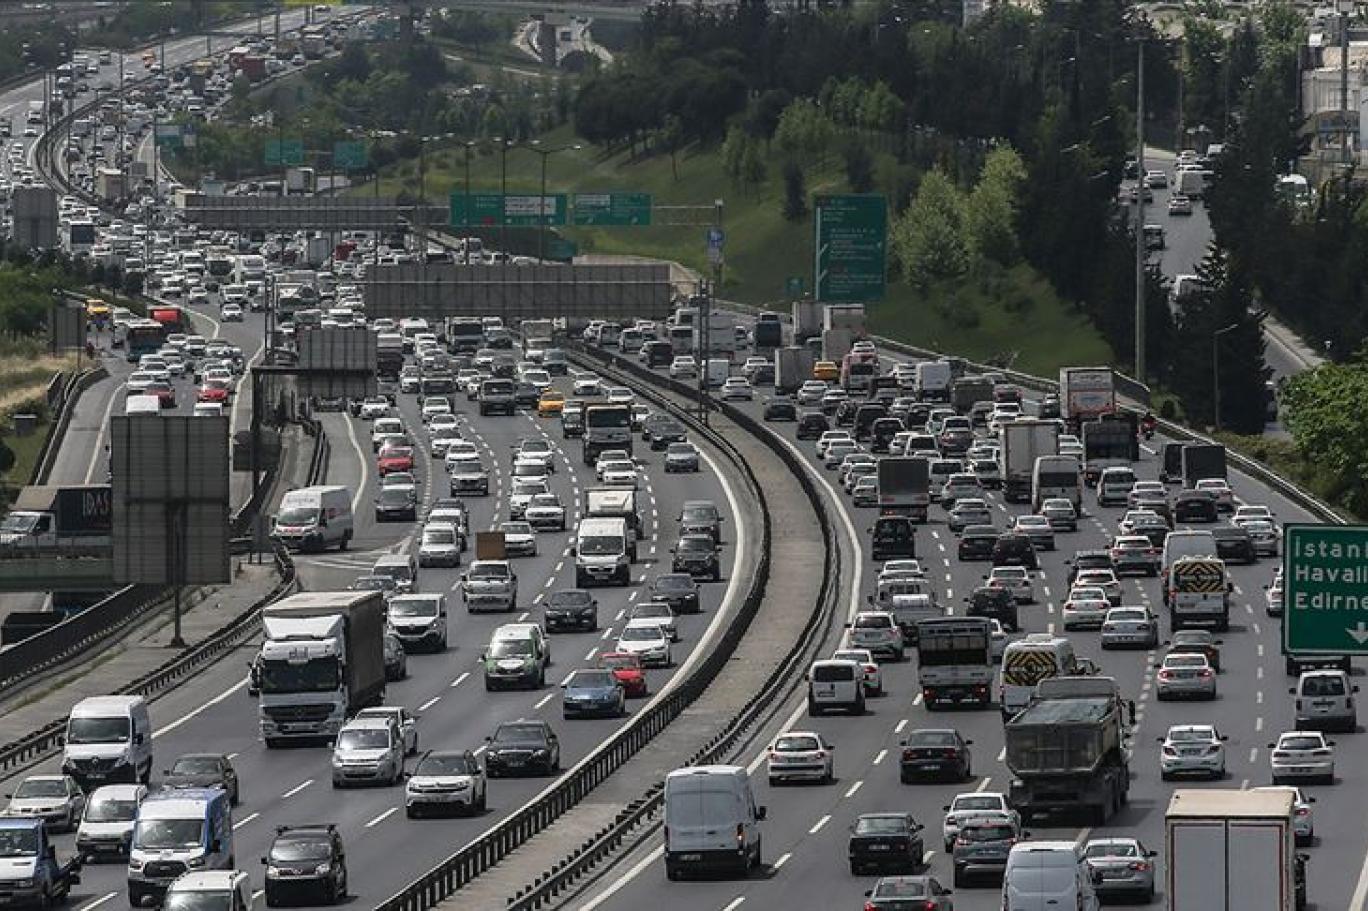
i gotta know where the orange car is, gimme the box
[538,389,566,416]
[813,360,839,382]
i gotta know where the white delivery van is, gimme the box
[706,358,731,388]
[127,788,234,905]
[1002,841,1100,911]
[914,361,952,402]
[1000,635,1083,719]
[663,766,766,880]
[75,783,148,860]
[62,695,153,789]
[806,658,865,715]
[271,485,353,552]
[573,516,633,587]
[124,395,161,417]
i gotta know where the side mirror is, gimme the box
[484,735,493,743]
[965,739,974,746]
[260,857,269,865]
[756,806,767,821]
[134,733,145,745]
[1289,688,1297,695]
[210,840,222,854]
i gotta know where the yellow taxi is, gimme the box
[85,299,111,328]
[813,360,839,382]
[538,389,566,416]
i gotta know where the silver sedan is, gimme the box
[1084,837,1156,903]
[1100,606,1159,650]
[1156,653,1216,700]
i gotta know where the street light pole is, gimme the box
[1212,323,1239,432]
[498,137,509,257]
[1134,36,1147,385]
[462,141,474,264]
[527,141,581,262]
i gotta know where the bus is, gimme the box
[124,319,166,362]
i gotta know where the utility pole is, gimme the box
[698,282,711,427]
[1340,1,1351,166]
[1134,39,1146,385]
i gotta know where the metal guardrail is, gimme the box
[501,345,847,911]
[376,348,775,911]
[0,542,296,778]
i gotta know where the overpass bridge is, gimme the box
[0,548,115,593]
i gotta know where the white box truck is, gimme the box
[1058,367,1116,431]
[774,346,813,394]
[1166,788,1299,911]
[999,418,1060,503]
[791,300,822,343]
[271,485,353,552]
[822,304,865,336]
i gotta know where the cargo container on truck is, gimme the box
[445,317,485,354]
[375,332,404,378]
[792,300,822,343]
[998,419,1060,503]
[692,313,736,357]
[1006,676,1132,824]
[823,304,866,336]
[1032,455,1081,510]
[951,376,995,414]
[1165,789,1301,911]
[585,487,643,540]
[0,485,112,551]
[915,361,952,402]
[1058,367,1117,431]
[774,346,813,394]
[915,616,994,708]
[256,591,386,747]
[1182,443,1227,487]
[583,403,633,463]
[753,312,783,350]
[1081,414,1139,485]
[822,328,854,363]
[876,457,930,521]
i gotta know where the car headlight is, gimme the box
[186,857,206,868]
[9,879,33,889]
[128,859,144,871]
[266,865,282,877]
[314,863,332,875]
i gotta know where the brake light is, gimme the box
[1199,669,1213,678]
[1162,746,1177,756]
[902,748,916,760]
[1158,670,1171,680]
[1130,861,1151,872]
[736,823,745,847]
[1296,807,1310,816]
[864,903,878,911]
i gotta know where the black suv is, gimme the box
[672,534,721,580]
[796,411,830,440]
[484,721,561,777]
[871,516,917,561]
[957,525,999,562]
[991,533,1038,570]
[263,825,348,906]
[966,585,1018,631]
[543,589,598,632]
[848,812,925,876]
[679,500,724,543]
[763,397,798,422]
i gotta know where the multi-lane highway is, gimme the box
[572,338,1365,911]
[1,344,757,908]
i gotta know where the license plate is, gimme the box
[678,854,702,862]
[867,844,890,851]
[1104,870,1128,879]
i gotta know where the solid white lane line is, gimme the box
[365,807,398,828]
[281,779,312,799]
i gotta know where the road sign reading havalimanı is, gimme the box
[1283,524,1368,654]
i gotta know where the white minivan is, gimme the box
[806,659,865,716]
[663,766,766,880]
[271,485,353,552]
[1002,841,1100,911]
[62,696,153,790]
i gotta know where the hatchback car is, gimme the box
[1166,630,1223,672]
[766,731,835,786]
[263,825,347,906]
[1156,653,1216,700]
[1252,786,1315,845]
[847,611,906,661]
[951,813,1020,886]
[1100,606,1159,649]
[850,813,925,875]
[1072,568,1122,605]
[1038,497,1078,531]
[991,533,1039,570]
[1110,535,1160,575]
[671,534,720,580]
[404,750,486,817]
[1269,731,1335,785]
[899,729,972,783]
[597,651,647,697]
[986,566,1035,604]
[1159,724,1227,780]
[965,585,1018,632]
[862,876,955,910]
[1083,837,1157,903]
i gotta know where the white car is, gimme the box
[354,706,419,756]
[766,731,835,785]
[1128,480,1166,508]
[1100,606,1159,649]
[510,457,550,486]
[669,357,698,379]
[421,397,453,423]
[629,601,679,641]
[359,396,391,420]
[823,439,859,469]
[515,439,557,473]
[1159,724,1227,780]
[815,430,853,460]
[797,380,828,406]
[941,791,1019,851]
[720,377,753,401]
[2,775,85,831]
[1269,731,1335,785]
[572,375,603,397]
[429,413,460,435]
[1194,478,1235,511]
[1233,504,1274,524]
[1061,587,1111,630]
[498,521,538,557]
[219,302,244,322]
[1251,786,1315,844]
[1073,568,1122,605]
[405,750,486,817]
[615,619,672,667]
[831,647,883,695]
[523,493,567,531]
[598,459,638,487]
[987,566,1035,604]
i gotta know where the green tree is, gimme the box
[1282,356,1368,515]
[892,169,970,287]
[659,114,685,181]
[782,161,808,221]
[774,98,835,166]
[843,140,874,193]
[966,146,1027,265]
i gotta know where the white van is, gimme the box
[914,360,952,402]
[124,394,161,417]
[663,766,766,879]
[75,783,148,860]
[573,516,633,586]
[387,593,448,652]
[705,358,730,388]
[1096,466,1137,507]
[806,659,865,716]
[1002,841,1100,911]
[272,485,353,552]
[62,695,153,789]
[1293,669,1358,732]
[127,788,234,905]
[1032,455,1081,510]
[1000,635,1084,718]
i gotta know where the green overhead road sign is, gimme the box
[571,192,652,226]
[450,193,568,227]
[1283,524,1368,654]
[333,140,367,171]
[814,193,887,304]
[265,138,304,167]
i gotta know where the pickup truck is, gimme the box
[0,818,81,908]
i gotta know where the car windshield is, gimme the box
[67,716,130,744]
[873,880,927,898]
[569,671,617,688]
[907,731,958,747]
[451,459,483,474]
[389,598,438,618]
[500,523,532,536]
[962,823,1015,841]
[548,591,591,608]
[1165,655,1205,668]
[667,444,694,455]
[678,538,712,553]
[599,654,639,670]
[170,757,220,775]
[1111,610,1148,622]
[855,816,909,835]
[422,528,456,546]
[489,639,533,658]
[1168,728,1215,743]
[1085,842,1140,858]
[493,724,547,746]
[0,828,38,857]
[655,575,693,591]
[14,779,65,798]
[953,796,1003,812]
[415,754,477,776]
[164,892,230,911]
[270,837,331,863]
[619,626,661,642]
[1302,676,1346,697]
[775,734,821,751]
[336,729,390,750]
[1280,735,1325,751]
[134,818,204,849]
[84,794,139,822]
[468,564,509,580]
[580,535,623,556]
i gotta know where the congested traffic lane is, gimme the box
[579,341,1363,911]
[4,363,750,910]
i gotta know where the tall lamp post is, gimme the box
[1212,322,1239,432]
[526,140,580,261]
[460,140,475,263]
[496,137,513,257]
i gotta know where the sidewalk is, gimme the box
[0,560,280,745]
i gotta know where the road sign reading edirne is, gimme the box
[1283,524,1368,654]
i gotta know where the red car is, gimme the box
[597,652,647,698]
[148,381,177,408]
[377,444,415,476]
[196,380,230,404]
